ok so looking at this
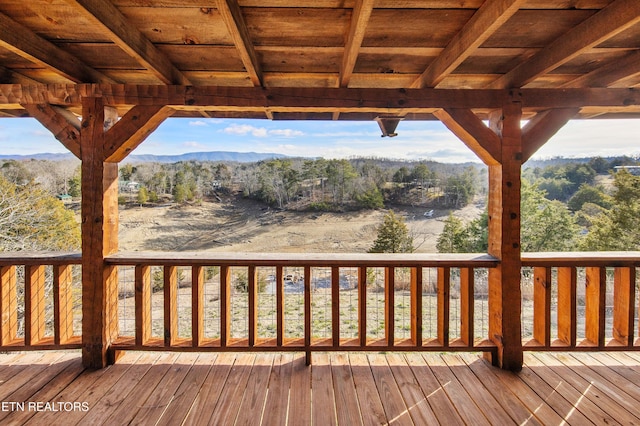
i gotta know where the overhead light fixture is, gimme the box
[375,116,402,137]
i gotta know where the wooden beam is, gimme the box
[3,85,640,111]
[0,12,114,84]
[433,108,501,165]
[0,66,40,85]
[22,104,82,159]
[340,0,374,88]
[215,0,263,87]
[521,108,578,162]
[562,50,640,88]
[411,0,525,88]
[485,101,523,371]
[81,97,120,369]
[104,105,173,162]
[488,0,640,88]
[65,0,190,85]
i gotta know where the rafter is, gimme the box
[0,12,114,84]
[0,66,40,85]
[64,0,190,85]
[340,0,375,88]
[216,0,263,87]
[411,0,525,89]
[521,108,579,162]
[22,104,81,158]
[488,0,640,88]
[562,50,640,88]
[103,105,173,163]
[433,108,501,165]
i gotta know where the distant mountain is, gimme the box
[124,151,287,163]
[0,152,77,161]
[0,151,287,163]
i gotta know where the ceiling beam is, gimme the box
[22,104,81,158]
[562,50,640,88]
[6,85,640,111]
[488,0,640,89]
[521,108,579,162]
[433,108,501,165]
[340,0,375,88]
[411,0,525,89]
[0,12,115,84]
[216,0,263,87]
[0,66,41,85]
[64,0,190,85]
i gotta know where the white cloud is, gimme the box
[223,124,268,137]
[269,129,304,137]
[189,120,208,127]
[223,124,305,138]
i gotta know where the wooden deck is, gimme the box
[1,351,639,425]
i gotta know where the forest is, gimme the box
[1,154,639,253]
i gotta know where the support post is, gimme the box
[81,96,120,368]
[486,101,523,371]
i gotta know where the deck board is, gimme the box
[1,350,639,425]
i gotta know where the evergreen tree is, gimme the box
[436,214,467,253]
[580,170,640,250]
[368,211,413,253]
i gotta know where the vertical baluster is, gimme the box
[437,267,450,347]
[276,266,284,347]
[0,266,18,345]
[533,266,552,347]
[220,265,230,347]
[557,267,576,347]
[164,265,178,347]
[54,264,74,345]
[385,266,395,347]
[585,266,606,347]
[192,266,204,347]
[358,266,367,348]
[613,267,635,347]
[135,265,151,346]
[248,265,257,346]
[304,266,311,364]
[331,266,340,347]
[411,267,423,347]
[25,265,46,346]
[459,267,473,348]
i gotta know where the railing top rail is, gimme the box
[105,251,500,268]
[522,251,640,267]
[0,251,81,266]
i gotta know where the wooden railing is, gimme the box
[522,252,640,351]
[2,251,639,359]
[0,252,82,350]
[105,252,500,361]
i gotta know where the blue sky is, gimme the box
[1,117,638,163]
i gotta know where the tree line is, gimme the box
[437,156,640,253]
[118,157,481,212]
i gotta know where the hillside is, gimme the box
[118,195,484,253]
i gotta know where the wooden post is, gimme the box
[0,266,18,345]
[486,101,523,371]
[533,266,552,347]
[81,96,120,368]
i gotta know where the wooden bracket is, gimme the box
[104,105,173,162]
[22,103,81,159]
[433,108,501,165]
[521,108,579,162]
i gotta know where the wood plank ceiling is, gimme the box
[0,0,639,120]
